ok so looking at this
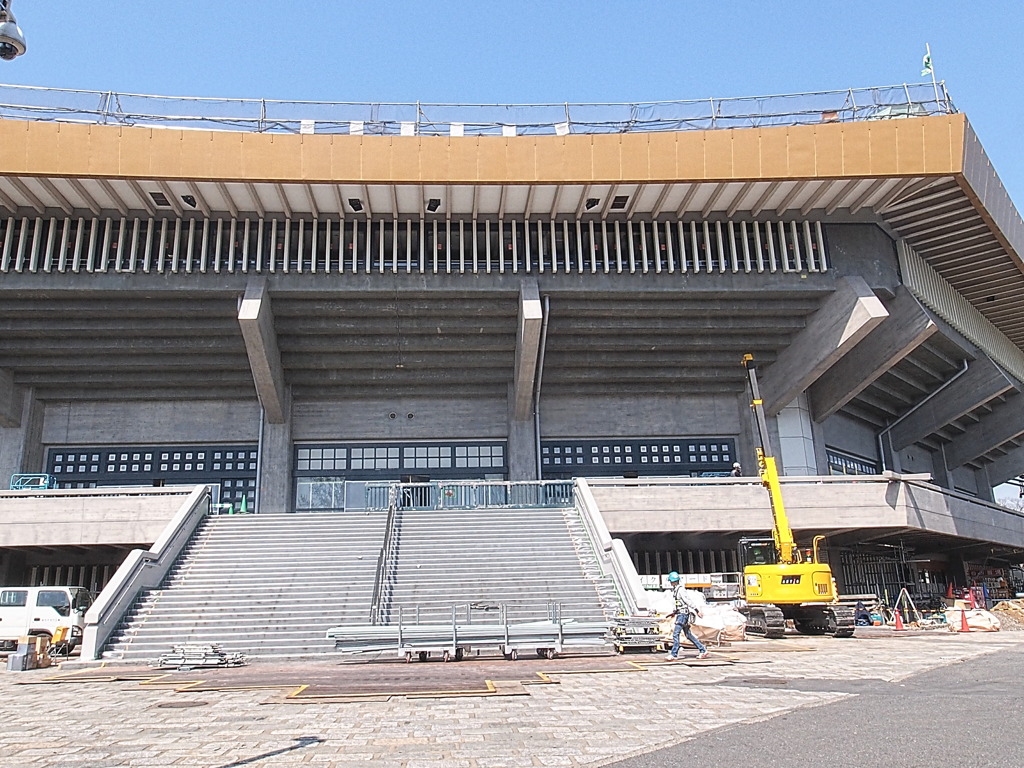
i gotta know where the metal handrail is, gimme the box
[368,485,400,625]
[0,82,956,136]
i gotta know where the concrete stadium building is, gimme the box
[1,82,1024,616]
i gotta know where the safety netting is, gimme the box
[0,82,956,136]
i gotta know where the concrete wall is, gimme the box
[42,401,260,445]
[292,397,507,441]
[540,392,744,438]
[897,444,935,475]
[0,486,195,547]
[950,465,981,497]
[823,224,900,292]
[822,412,880,466]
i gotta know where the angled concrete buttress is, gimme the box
[888,357,1016,451]
[507,280,544,480]
[987,444,1024,487]
[237,278,287,424]
[809,287,937,422]
[512,279,543,421]
[943,391,1024,470]
[758,276,888,417]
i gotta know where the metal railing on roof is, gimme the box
[0,81,955,136]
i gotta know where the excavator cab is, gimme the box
[738,538,778,567]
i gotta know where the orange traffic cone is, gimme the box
[960,609,971,633]
[946,583,955,599]
[893,608,906,631]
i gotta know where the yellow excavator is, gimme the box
[738,354,855,638]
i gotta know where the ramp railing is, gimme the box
[574,479,650,616]
[80,484,211,660]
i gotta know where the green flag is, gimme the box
[921,52,933,78]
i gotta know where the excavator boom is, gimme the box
[742,354,797,564]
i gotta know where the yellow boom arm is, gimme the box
[743,354,799,565]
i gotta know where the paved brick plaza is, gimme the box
[0,630,1019,767]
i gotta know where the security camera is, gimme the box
[0,2,27,61]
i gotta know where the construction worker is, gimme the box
[666,572,709,660]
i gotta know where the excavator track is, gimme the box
[790,604,857,637]
[828,604,856,638]
[740,604,786,639]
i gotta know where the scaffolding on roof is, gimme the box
[0,81,955,136]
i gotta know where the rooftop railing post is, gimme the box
[98,91,112,125]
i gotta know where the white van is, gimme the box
[0,586,93,652]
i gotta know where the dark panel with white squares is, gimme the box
[46,444,258,511]
[540,437,736,478]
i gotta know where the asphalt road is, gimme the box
[606,642,1024,768]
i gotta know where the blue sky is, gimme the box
[1,2,1021,204]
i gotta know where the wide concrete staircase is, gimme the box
[101,511,387,661]
[379,505,619,626]
[102,497,620,662]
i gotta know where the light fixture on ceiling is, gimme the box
[426,198,441,212]
[584,198,600,210]
[348,198,363,212]
[181,195,198,208]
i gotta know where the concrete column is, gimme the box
[734,390,757,475]
[507,412,538,481]
[930,446,951,488]
[777,394,817,475]
[0,388,44,483]
[507,382,538,481]
[0,368,24,428]
[975,464,996,504]
[255,388,293,514]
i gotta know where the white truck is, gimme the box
[0,586,93,652]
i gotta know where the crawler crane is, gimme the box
[739,354,855,638]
